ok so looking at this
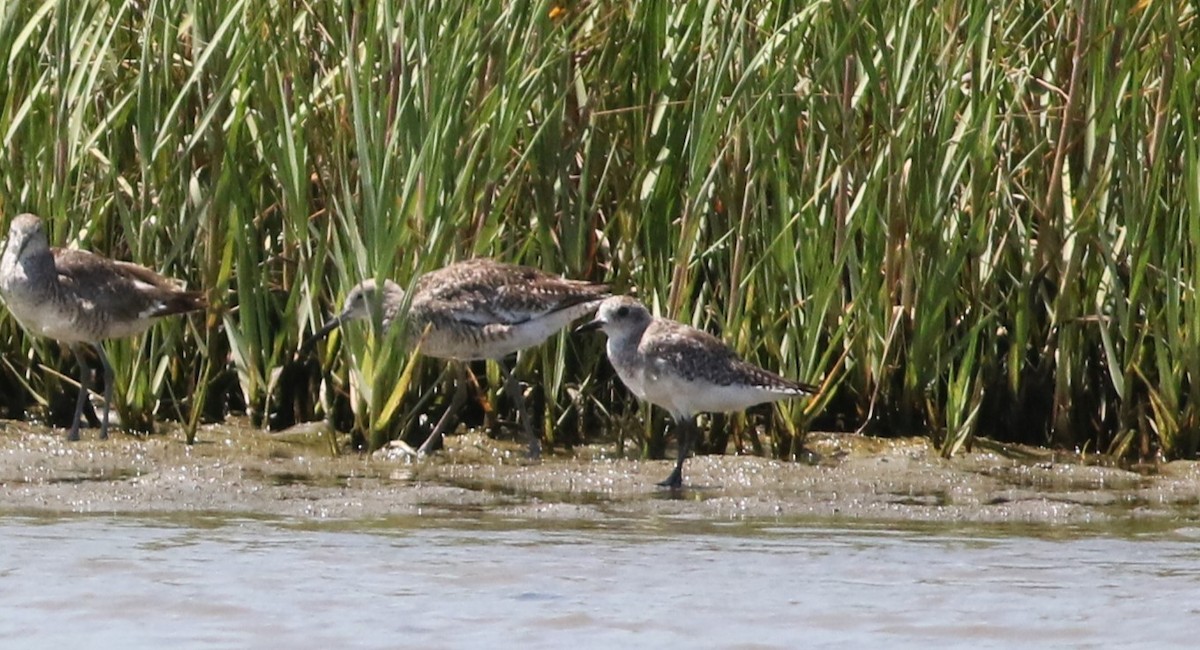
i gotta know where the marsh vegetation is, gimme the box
[0,0,1196,462]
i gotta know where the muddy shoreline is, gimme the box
[2,419,1199,529]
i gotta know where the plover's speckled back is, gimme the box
[0,213,206,440]
[579,295,815,489]
[305,258,610,457]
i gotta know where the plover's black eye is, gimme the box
[616,306,629,318]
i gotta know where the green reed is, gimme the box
[0,0,1197,462]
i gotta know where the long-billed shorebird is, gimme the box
[304,258,609,458]
[0,213,206,440]
[578,296,816,489]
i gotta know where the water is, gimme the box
[1,514,1197,648]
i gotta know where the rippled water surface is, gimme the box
[1,514,1197,648]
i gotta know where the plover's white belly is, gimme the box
[613,362,652,403]
[2,286,157,342]
[416,327,524,360]
[417,301,600,361]
[637,372,700,419]
[619,358,795,419]
[670,380,787,415]
[614,359,727,419]
[22,306,87,342]
[1,287,88,342]
[93,315,156,340]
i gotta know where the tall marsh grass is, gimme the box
[0,0,1197,461]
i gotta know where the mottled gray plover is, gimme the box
[579,295,816,489]
[305,258,609,458]
[0,213,206,440]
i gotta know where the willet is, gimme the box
[0,213,206,440]
[304,258,609,458]
[578,295,816,489]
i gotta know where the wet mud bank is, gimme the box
[2,420,1199,528]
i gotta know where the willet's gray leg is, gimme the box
[91,343,113,440]
[499,361,541,460]
[657,418,695,489]
[417,362,468,455]
[67,345,90,442]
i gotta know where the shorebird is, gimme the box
[304,258,609,458]
[0,213,206,441]
[578,295,816,489]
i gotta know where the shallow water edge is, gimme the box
[2,419,1198,531]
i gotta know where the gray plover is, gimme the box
[304,258,609,458]
[578,295,816,488]
[0,213,206,440]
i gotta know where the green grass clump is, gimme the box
[0,0,1197,462]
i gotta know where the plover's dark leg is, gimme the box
[92,342,113,440]
[67,345,90,442]
[418,362,468,455]
[499,360,541,460]
[658,417,695,489]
